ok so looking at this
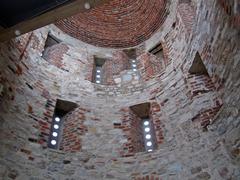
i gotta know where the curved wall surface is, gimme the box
[55,0,169,48]
[0,0,239,179]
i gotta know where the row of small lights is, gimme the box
[95,69,101,84]
[144,120,153,152]
[50,117,61,145]
[131,59,137,71]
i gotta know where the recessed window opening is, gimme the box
[48,99,78,149]
[131,59,137,72]
[124,48,138,72]
[142,117,155,152]
[93,57,105,84]
[149,42,163,59]
[42,33,61,58]
[188,52,217,97]
[130,103,157,153]
[189,52,209,76]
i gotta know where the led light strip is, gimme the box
[131,59,137,71]
[96,68,101,84]
[143,119,153,152]
[50,117,61,146]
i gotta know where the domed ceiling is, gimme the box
[55,0,168,48]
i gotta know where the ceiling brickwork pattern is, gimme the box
[55,0,168,48]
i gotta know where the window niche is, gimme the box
[189,52,209,75]
[188,52,216,98]
[123,48,138,72]
[139,42,165,80]
[48,99,78,149]
[188,53,222,129]
[92,57,106,84]
[149,42,164,60]
[42,33,61,58]
[130,103,157,152]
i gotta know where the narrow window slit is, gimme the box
[48,99,78,149]
[130,103,157,153]
[92,57,106,84]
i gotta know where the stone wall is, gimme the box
[0,0,239,179]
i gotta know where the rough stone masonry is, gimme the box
[0,0,240,179]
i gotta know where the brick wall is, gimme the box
[55,0,168,48]
[42,43,69,70]
[114,108,145,157]
[150,102,164,145]
[114,101,164,157]
[218,0,240,27]
[192,106,222,129]
[138,53,165,81]
[187,74,216,98]
[60,107,89,152]
[0,0,239,179]
[218,0,234,15]
[178,2,196,34]
[87,50,138,85]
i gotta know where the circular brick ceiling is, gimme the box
[55,0,168,48]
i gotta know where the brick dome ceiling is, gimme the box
[55,0,168,48]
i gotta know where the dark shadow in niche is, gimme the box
[48,99,78,149]
[189,52,209,76]
[123,48,137,59]
[130,102,150,119]
[42,33,61,58]
[149,42,164,60]
[179,0,191,3]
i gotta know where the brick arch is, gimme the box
[55,0,168,48]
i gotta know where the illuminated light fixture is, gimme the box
[52,132,58,137]
[144,121,149,126]
[54,124,59,129]
[133,69,137,71]
[96,80,100,84]
[145,127,150,132]
[145,134,151,139]
[14,30,21,36]
[132,64,137,67]
[84,2,91,9]
[55,117,60,122]
[97,70,101,73]
[132,60,136,63]
[51,140,57,145]
[96,75,101,78]
[147,141,152,146]
[148,149,153,152]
